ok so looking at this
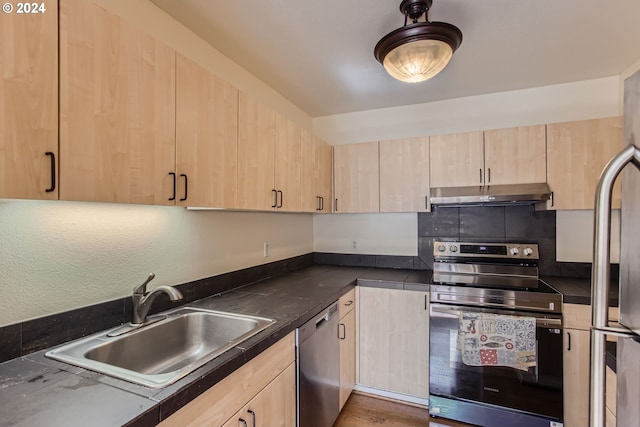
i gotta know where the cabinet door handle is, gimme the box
[271,189,277,208]
[247,409,256,427]
[339,323,346,340]
[238,418,247,427]
[335,198,338,212]
[168,172,176,201]
[179,174,188,201]
[567,331,571,351]
[488,168,491,183]
[344,300,353,307]
[45,152,56,192]
[550,191,555,208]
[479,168,483,184]
[320,196,324,211]
[425,294,428,310]
[277,190,283,208]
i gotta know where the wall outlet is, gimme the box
[351,240,357,250]
[263,242,270,257]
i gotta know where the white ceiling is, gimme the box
[151,0,640,118]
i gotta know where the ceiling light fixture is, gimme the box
[374,0,462,83]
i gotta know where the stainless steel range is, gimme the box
[429,241,564,427]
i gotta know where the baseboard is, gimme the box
[353,385,429,408]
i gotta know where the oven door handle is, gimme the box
[430,305,563,327]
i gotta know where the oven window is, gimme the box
[429,305,563,420]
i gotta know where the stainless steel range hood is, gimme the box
[429,183,552,207]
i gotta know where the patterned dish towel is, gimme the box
[458,311,537,371]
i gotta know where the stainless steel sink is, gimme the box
[45,307,275,388]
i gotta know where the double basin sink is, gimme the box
[46,307,275,388]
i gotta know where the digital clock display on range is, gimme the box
[459,244,507,255]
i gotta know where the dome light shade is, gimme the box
[374,0,462,83]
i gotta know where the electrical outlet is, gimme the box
[351,240,357,250]
[263,242,270,257]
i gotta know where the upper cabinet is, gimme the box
[238,92,301,211]
[59,0,176,205]
[430,131,484,187]
[334,141,379,213]
[0,0,58,199]
[301,130,332,213]
[430,126,546,187]
[484,125,547,185]
[379,137,430,212]
[547,117,623,210]
[175,54,238,208]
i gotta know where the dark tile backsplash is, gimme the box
[0,254,314,364]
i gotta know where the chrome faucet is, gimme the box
[131,273,183,325]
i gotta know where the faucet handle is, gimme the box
[133,273,156,295]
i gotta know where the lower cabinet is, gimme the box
[222,363,296,427]
[358,286,429,399]
[339,288,356,409]
[158,332,295,427]
[605,365,616,427]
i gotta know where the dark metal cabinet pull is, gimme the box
[479,168,483,183]
[316,196,322,211]
[320,196,324,211]
[344,300,353,307]
[277,190,283,208]
[271,189,277,208]
[238,418,247,427]
[179,174,188,201]
[335,198,338,212]
[567,331,571,351]
[45,152,56,192]
[168,172,176,201]
[339,323,346,340]
[247,409,256,426]
[488,168,491,183]
[550,191,555,207]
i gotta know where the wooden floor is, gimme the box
[334,393,475,427]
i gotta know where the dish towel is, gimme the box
[458,311,537,371]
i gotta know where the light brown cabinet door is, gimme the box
[380,137,430,212]
[301,130,332,212]
[222,363,296,427]
[429,131,484,187]
[176,54,238,208]
[563,328,590,427]
[547,117,623,210]
[59,0,176,205]
[334,142,379,213]
[274,113,301,212]
[358,287,429,398]
[339,308,356,410]
[484,125,547,185]
[0,0,58,199]
[237,92,276,210]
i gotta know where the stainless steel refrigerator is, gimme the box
[589,68,640,427]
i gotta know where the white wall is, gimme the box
[0,200,312,327]
[556,210,620,263]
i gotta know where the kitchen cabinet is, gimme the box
[429,126,546,187]
[0,0,58,200]
[606,365,616,427]
[222,364,296,427]
[175,54,238,208]
[358,286,429,399]
[301,130,332,212]
[159,332,295,427]
[338,288,356,409]
[429,131,484,188]
[379,137,430,212]
[59,0,176,205]
[563,304,619,427]
[238,93,301,211]
[334,141,379,213]
[547,116,623,210]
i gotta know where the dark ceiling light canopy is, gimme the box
[374,0,462,83]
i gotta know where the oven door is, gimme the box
[429,303,563,421]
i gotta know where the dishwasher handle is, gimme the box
[297,303,338,344]
[315,313,329,328]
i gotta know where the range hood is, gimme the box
[429,183,552,207]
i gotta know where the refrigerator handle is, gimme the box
[590,143,640,427]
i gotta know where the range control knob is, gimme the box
[437,244,446,252]
[510,247,520,256]
[449,245,458,253]
[523,247,534,256]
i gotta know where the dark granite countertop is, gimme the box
[0,264,616,426]
[541,275,619,306]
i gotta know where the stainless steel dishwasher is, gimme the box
[297,303,340,427]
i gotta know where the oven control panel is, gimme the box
[433,241,539,260]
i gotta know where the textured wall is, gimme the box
[0,200,312,326]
